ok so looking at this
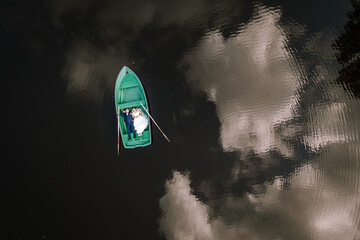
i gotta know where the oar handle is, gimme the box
[140,102,170,143]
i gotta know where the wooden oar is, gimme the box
[118,90,125,154]
[117,106,120,154]
[140,102,170,143]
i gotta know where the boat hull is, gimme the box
[115,66,152,149]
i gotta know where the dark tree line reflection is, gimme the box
[333,0,360,98]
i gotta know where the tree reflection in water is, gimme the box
[333,0,360,98]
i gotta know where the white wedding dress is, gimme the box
[133,110,148,134]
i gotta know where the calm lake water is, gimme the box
[4,0,360,239]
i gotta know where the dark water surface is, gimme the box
[4,0,360,239]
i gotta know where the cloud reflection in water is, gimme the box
[169,4,360,240]
[160,157,359,239]
[180,6,300,154]
[159,171,213,240]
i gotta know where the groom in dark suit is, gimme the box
[120,108,136,140]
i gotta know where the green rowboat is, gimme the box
[115,66,152,149]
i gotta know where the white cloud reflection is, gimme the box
[180,4,360,156]
[159,171,214,240]
[173,4,360,240]
[304,99,360,150]
[180,6,301,153]
[160,156,360,239]
[159,171,267,240]
[252,155,360,240]
[48,0,211,99]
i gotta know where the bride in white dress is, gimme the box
[131,107,149,136]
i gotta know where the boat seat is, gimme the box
[123,130,150,143]
[120,83,139,89]
[118,100,147,110]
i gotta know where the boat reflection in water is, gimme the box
[160,4,360,240]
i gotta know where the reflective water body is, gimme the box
[5,0,359,239]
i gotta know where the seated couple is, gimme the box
[120,107,149,140]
